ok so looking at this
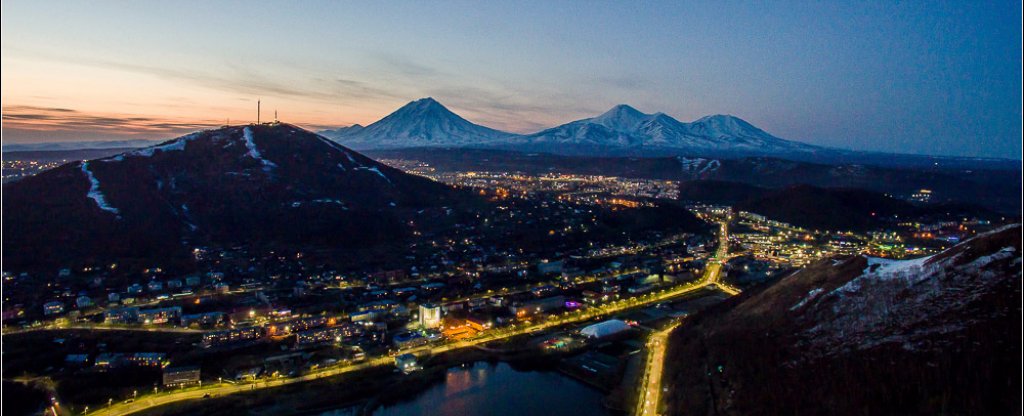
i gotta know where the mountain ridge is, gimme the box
[318,99,1021,166]
[320,98,819,155]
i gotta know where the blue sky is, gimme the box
[2,1,1021,158]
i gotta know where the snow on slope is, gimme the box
[243,127,278,171]
[796,225,1022,356]
[80,161,120,215]
[678,157,720,176]
[108,132,203,161]
[315,135,363,167]
[355,166,392,185]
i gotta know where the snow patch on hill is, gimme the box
[108,132,203,161]
[800,227,1021,356]
[243,127,278,171]
[316,136,361,165]
[356,166,392,184]
[80,162,119,215]
[678,157,720,176]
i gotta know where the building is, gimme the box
[394,353,419,373]
[466,315,492,332]
[537,260,564,275]
[511,295,566,318]
[76,296,94,309]
[104,307,140,324]
[349,309,383,323]
[440,314,492,340]
[392,331,428,349]
[295,325,361,345]
[65,354,90,366]
[910,189,933,203]
[94,353,124,368]
[138,306,182,325]
[126,352,167,367]
[127,283,144,294]
[418,303,441,329]
[163,365,201,387]
[180,312,225,327]
[579,319,631,339]
[266,316,327,336]
[202,326,265,347]
[43,301,65,316]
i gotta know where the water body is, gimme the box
[322,362,609,416]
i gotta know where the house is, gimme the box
[511,295,566,318]
[43,301,64,316]
[163,365,201,386]
[76,296,94,309]
[394,353,419,373]
[104,307,140,324]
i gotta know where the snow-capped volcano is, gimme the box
[514,105,818,154]
[590,104,654,131]
[320,97,516,149]
[319,99,823,156]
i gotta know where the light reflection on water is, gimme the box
[323,362,608,416]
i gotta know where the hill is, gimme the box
[678,181,1000,231]
[662,224,1022,415]
[1,123,468,271]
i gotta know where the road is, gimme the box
[3,288,267,336]
[634,322,679,416]
[633,221,732,416]
[90,222,736,416]
[2,324,211,335]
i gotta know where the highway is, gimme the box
[90,222,735,416]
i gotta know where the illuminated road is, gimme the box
[635,322,679,416]
[3,288,265,336]
[89,222,735,416]
[633,221,732,416]
[2,324,211,335]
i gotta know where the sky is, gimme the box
[1,1,1021,158]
